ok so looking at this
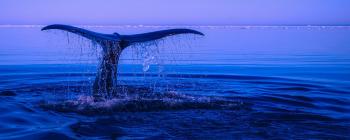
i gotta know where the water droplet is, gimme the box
[142,55,154,72]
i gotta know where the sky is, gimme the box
[0,0,349,25]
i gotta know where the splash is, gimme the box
[40,90,245,115]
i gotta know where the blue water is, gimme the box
[0,26,349,139]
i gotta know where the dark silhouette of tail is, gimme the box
[42,24,204,100]
[42,24,203,49]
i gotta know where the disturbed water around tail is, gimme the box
[0,64,349,139]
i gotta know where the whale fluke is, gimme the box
[120,28,204,44]
[42,24,118,42]
[42,24,204,100]
[42,24,203,48]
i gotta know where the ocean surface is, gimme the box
[0,26,349,139]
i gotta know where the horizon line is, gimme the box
[0,24,350,28]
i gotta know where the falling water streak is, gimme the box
[41,30,102,100]
[43,29,203,101]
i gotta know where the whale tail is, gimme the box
[42,24,204,49]
[42,24,204,100]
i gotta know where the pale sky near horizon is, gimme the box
[0,0,349,25]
